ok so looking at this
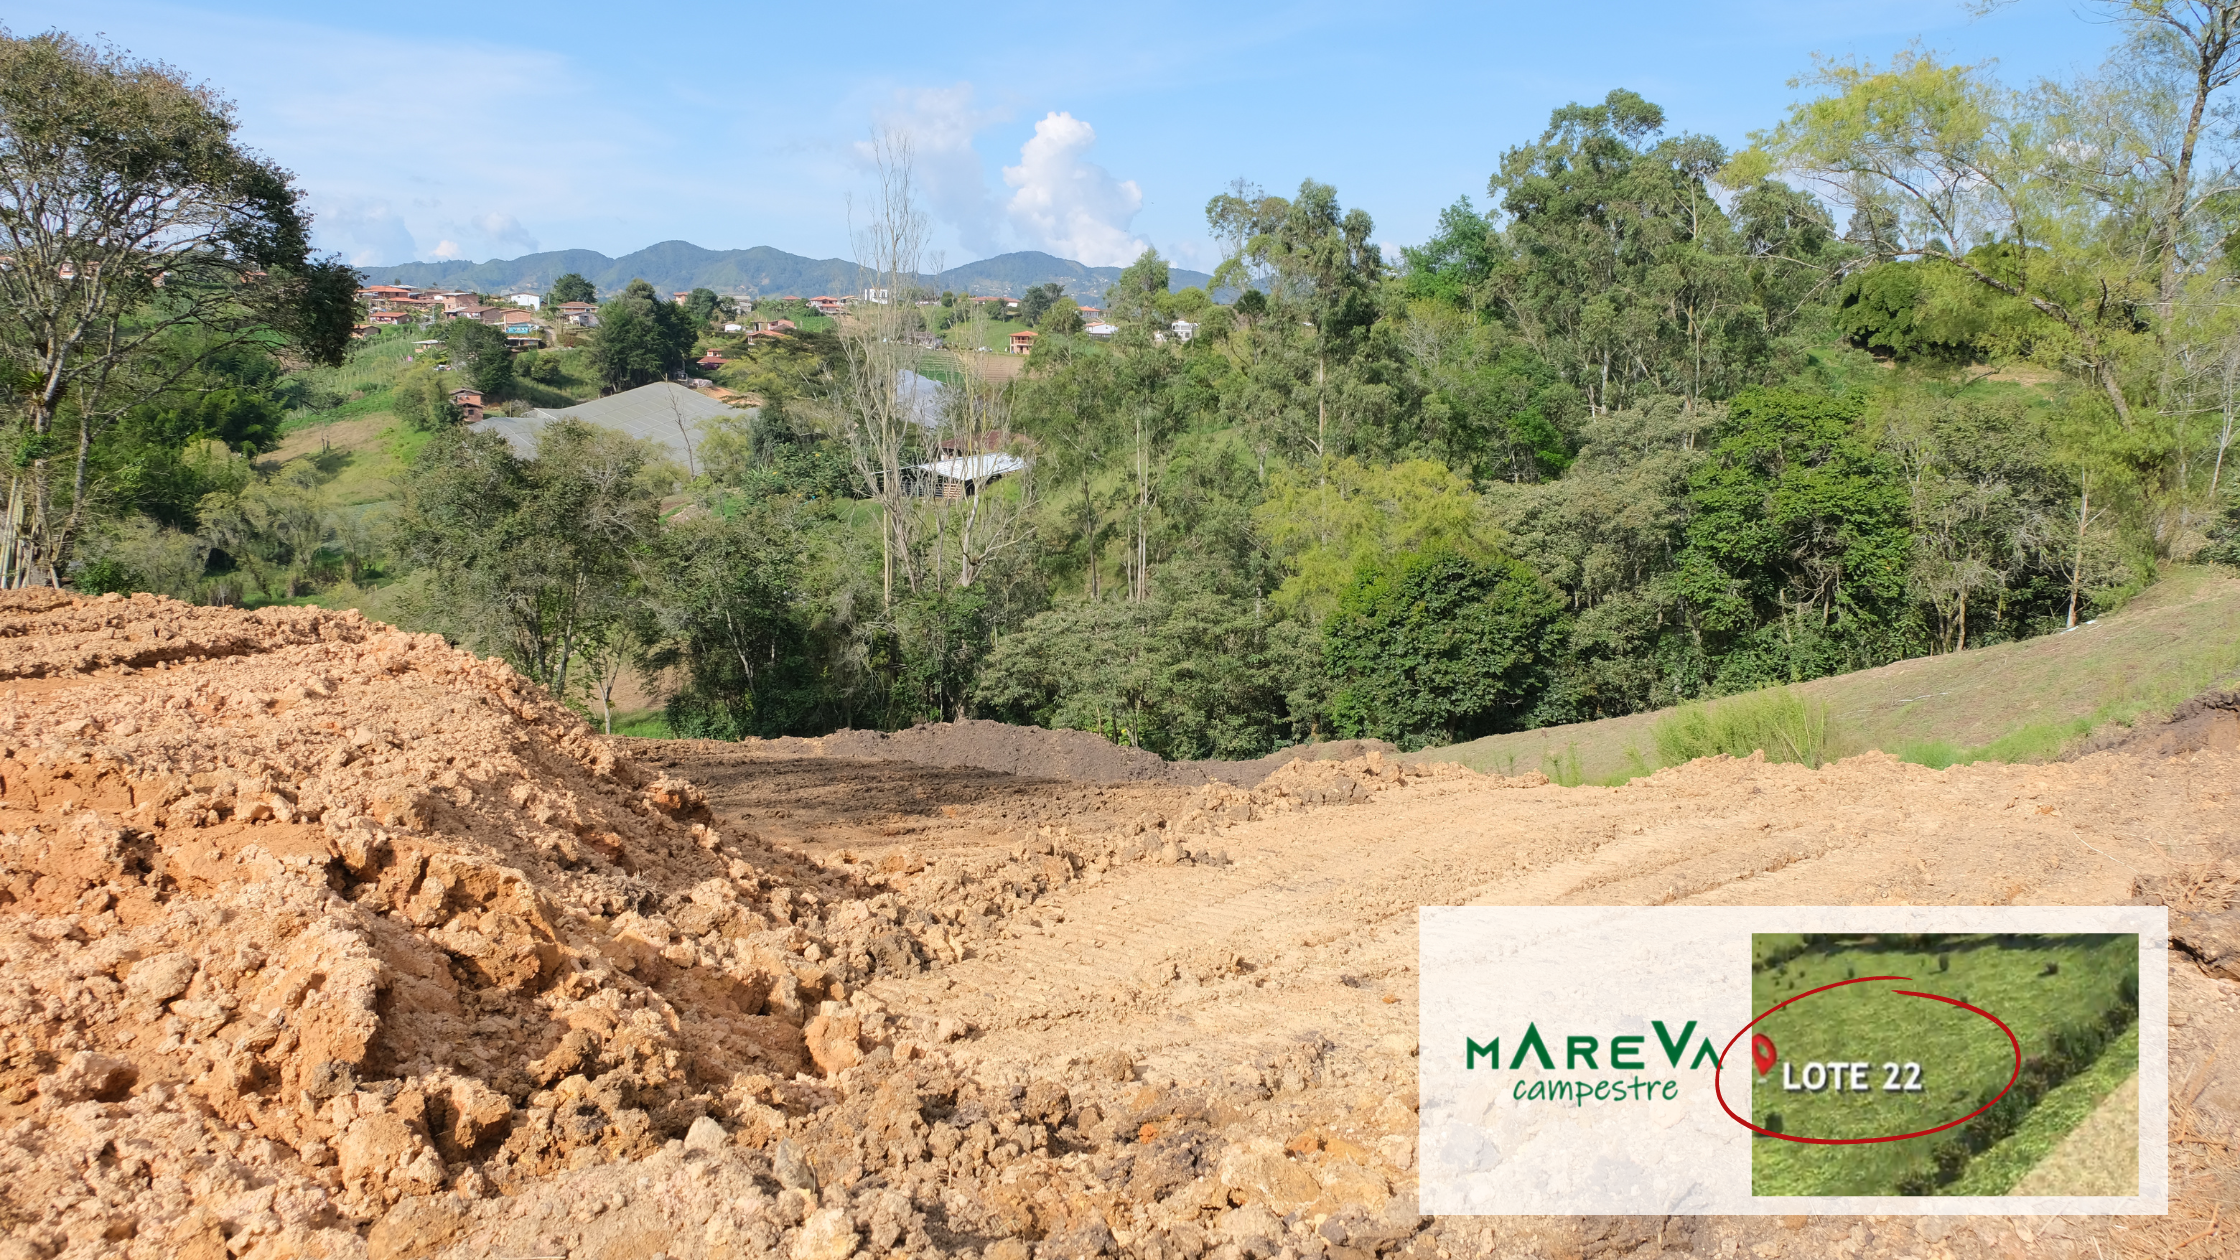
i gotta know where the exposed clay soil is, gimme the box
[0,591,2233,1260]
[2092,687,2240,759]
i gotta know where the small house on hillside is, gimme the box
[1171,320,1198,343]
[498,312,541,336]
[1084,322,1119,339]
[696,351,726,369]
[450,388,485,422]
[1010,329,1038,355]
[450,304,499,322]
[510,294,540,309]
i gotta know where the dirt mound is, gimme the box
[0,592,988,1257]
[2089,686,2240,758]
[755,717,1397,787]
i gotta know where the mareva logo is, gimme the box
[1464,1020,1724,1071]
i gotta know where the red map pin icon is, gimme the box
[1751,1034,1777,1077]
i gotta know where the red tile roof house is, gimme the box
[449,388,485,422]
[1010,329,1038,354]
[696,351,727,369]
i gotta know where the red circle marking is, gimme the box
[1712,974,2023,1145]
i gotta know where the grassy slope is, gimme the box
[1960,1027,2139,1195]
[1412,565,2240,782]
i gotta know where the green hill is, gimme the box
[1411,566,2240,782]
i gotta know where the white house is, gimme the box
[510,294,541,310]
[1171,320,1198,343]
[1084,322,1119,339]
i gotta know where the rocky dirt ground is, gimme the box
[0,592,2232,1260]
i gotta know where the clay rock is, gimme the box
[339,1109,444,1201]
[2175,910,2240,979]
[1317,1158,1392,1211]
[685,1115,727,1152]
[1216,1136,1321,1210]
[123,951,197,1004]
[773,1138,819,1193]
[646,774,708,819]
[866,930,923,976]
[36,1050,136,1103]
[803,1013,864,1076]
[791,1206,857,1260]
[444,1076,515,1150]
[367,1195,471,1260]
[1022,1078,1071,1127]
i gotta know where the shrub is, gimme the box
[1653,686,1837,768]
[1324,547,1568,750]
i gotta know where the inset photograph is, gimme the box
[1748,933,2139,1197]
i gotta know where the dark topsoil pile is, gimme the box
[756,719,1396,788]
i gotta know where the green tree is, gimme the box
[1487,90,1839,416]
[976,564,1320,758]
[441,316,515,396]
[0,30,359,585]
[393,365,463,432]
[1670,389,1912,687]
[1020,282,1066,326]
[589,279,695,392]
[646,503,819,737]
[683,286,722,328]
[1037,297,1084,335]
[1108,248,1172,321]
[1254,457,1506,620]
[545,272,596,307]
[1323,548,1568,749]
[394,419,664,695]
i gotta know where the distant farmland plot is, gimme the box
[1748,934,2137,1197]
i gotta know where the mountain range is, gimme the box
[357,241,1214,305]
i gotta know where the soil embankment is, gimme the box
[0,590,2232,1260]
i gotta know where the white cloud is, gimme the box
[22,6,664,266]
[1003,112,1146,267]
[308,197,421,267]
[431,240,464,260]
[868,84,1006,259]
[468,211,540,256]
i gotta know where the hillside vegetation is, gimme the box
[25,16,2240,751]
[1416,565,2240,781]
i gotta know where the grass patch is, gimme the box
[1653,687,1835,768]
[1749,933,2138,1196]
[1942,1024,2137,1195]
[610,709,674,738]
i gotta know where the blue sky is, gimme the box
[22,1,2117,272]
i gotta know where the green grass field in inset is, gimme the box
[1748,934,2137,1197]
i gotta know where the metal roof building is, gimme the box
[478,382,746,475]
